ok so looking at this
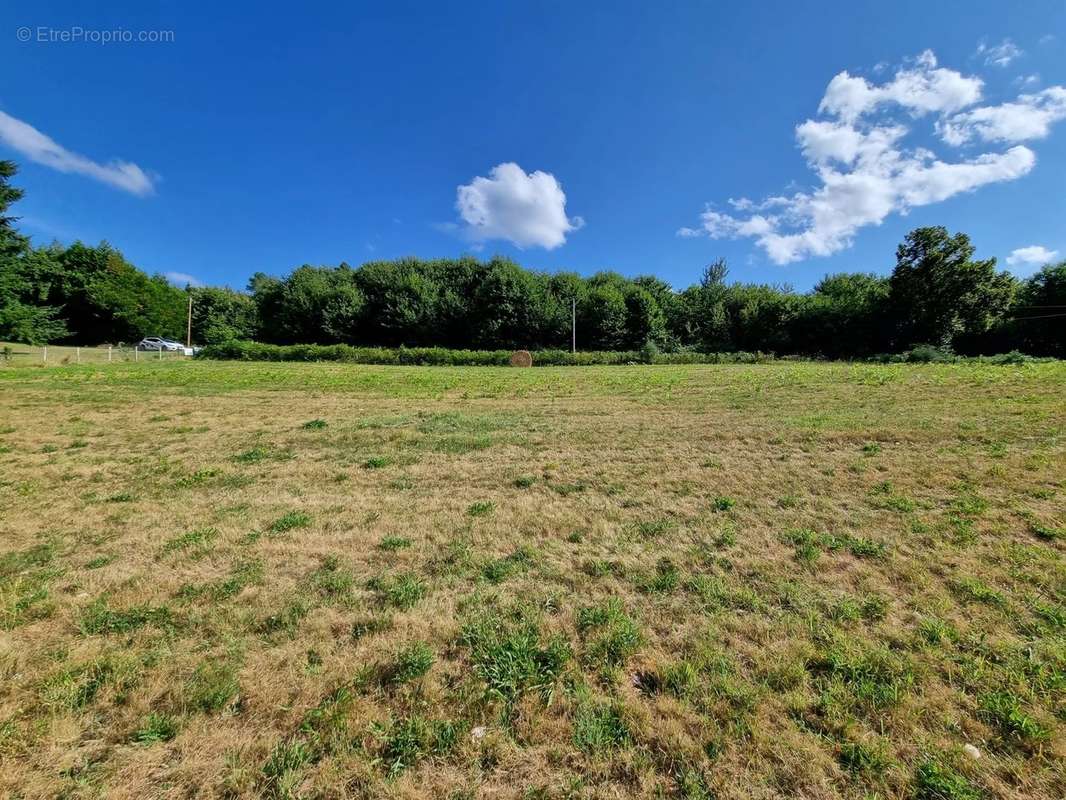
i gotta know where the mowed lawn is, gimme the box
[0,361,1063,800]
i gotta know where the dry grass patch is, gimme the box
[0,360,1063,798]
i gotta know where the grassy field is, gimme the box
[0,360,1063,800]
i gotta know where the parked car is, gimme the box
[137,337,184,351]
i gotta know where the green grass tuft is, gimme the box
[467,501,495,517]
[368,572,427,610]
[78,599,173,635]
[378,536,412,551]
[383,641,434,685]
[132,712,179,744]
[269,511,312,534]
[577,599,642,677]
[572,699,630,753]
[913,759,982,800]
[161,527,219,555]
[461,608,570,714]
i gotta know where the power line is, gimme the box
[1008,313,1066,321]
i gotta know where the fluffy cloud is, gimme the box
[1006,245,1059,269]
[938,87,1066,145]
[681,51,1063,264]
[455,162,583,249]
[818,51,982,122]
[977,39,1023,67]
[0,109,154,196]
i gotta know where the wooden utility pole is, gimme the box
[186,295,193,348]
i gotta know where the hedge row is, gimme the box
[195,341,774,365]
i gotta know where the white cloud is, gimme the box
[0,109,154,196]
[819,50,982,122]
[1006,245,1059,269]
[165,271,203,287]
[977,39,1023,67]
[938,87,1066,145]
[681,51,1061,264]
[454,162,583,249]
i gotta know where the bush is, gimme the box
[196,340,776,366]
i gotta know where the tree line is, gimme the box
[1,160,1063,357]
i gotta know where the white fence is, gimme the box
[0,344,193,366]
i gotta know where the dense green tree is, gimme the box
[0,160,27,256]
[793,273,891,357]
[0,301,69,344]
[1010,263,1066,357]
[469,257,545,349]
[422,256,482,347]
[889,227,1016,349]
[678,260,732,351]
[633,275,680,349]
[190,286,258,344]
[542,271,587,348]
[355,258,439,345]
[622,285,667,349]
[581,273,629,349]
[723,283,800,353]
[47,242,186,343]
[0,162,70,343]
[294,265,363,343]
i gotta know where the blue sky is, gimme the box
[2,1,1065,291]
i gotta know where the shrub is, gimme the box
[197,341,777,367]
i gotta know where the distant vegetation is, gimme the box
[2,160,1063,357]
[197,342,775,366]
[197,341,1054,366]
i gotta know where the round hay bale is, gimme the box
[509,350,533,368]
